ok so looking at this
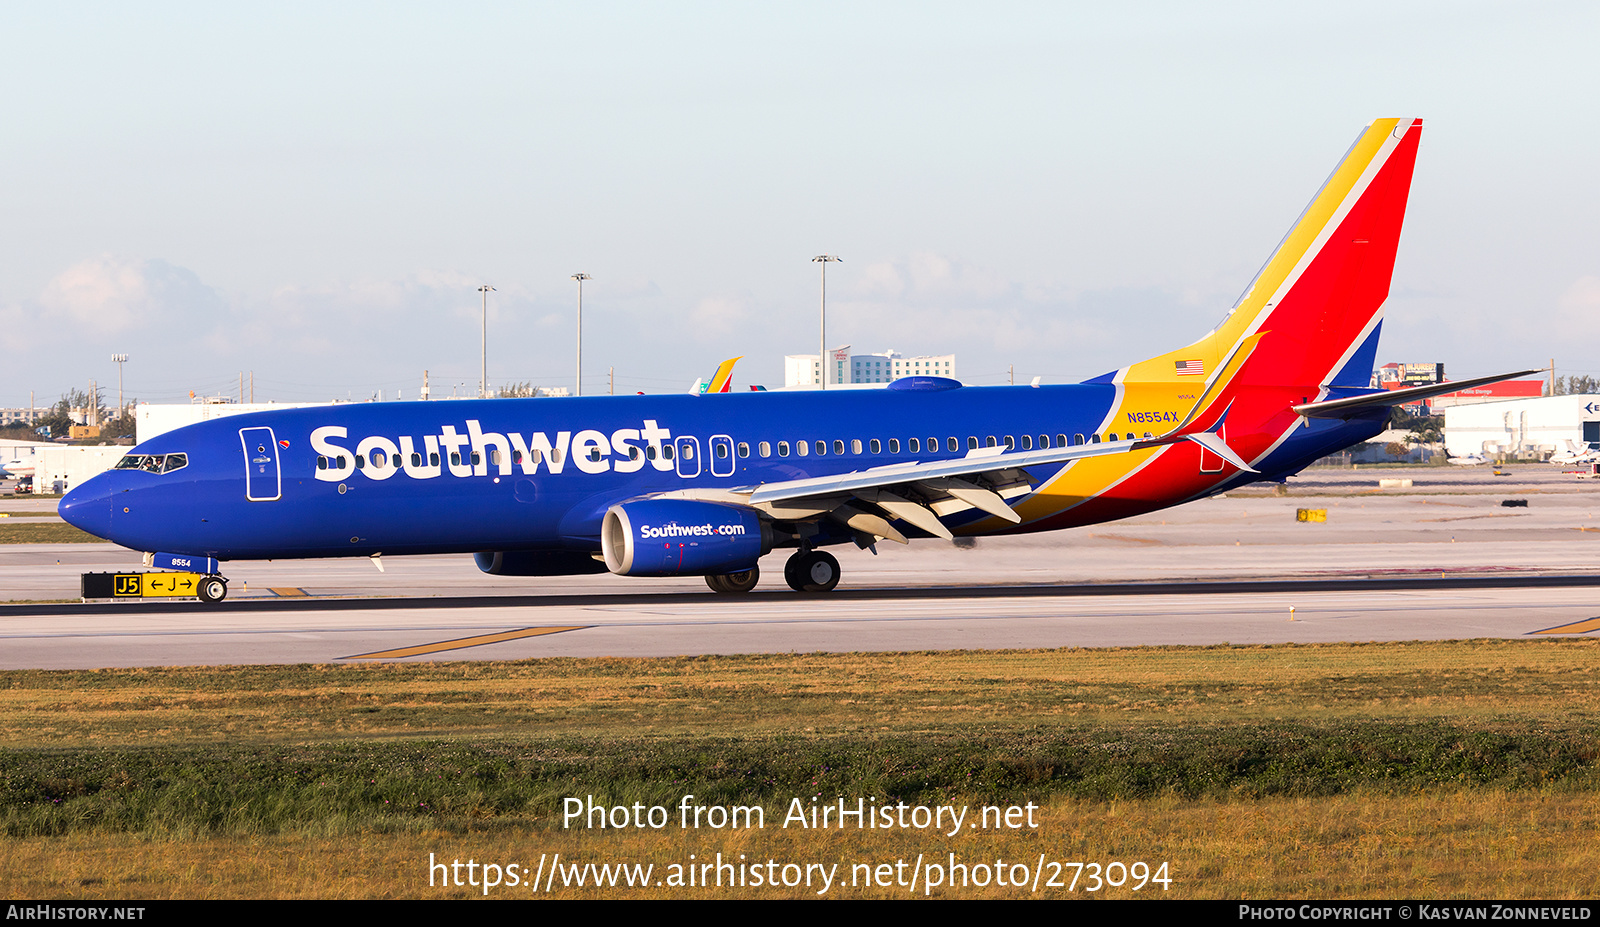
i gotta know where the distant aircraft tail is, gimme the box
[1105,118,1424,435]
[691,356,743,395]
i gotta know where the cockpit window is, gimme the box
[114,453,188,474]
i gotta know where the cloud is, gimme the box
[39,256,226,335]
[819,252,1220,379]
[689,293,753,334]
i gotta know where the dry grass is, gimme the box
[3,639,1597,747]
[0,519,97,543]
[3,641,1597,898]
[3,792,1595,899]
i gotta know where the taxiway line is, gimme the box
[343,626,587,659]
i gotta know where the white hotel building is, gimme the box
[784,346,956,388]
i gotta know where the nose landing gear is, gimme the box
[196,575,229,604]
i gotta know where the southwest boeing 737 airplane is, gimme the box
[59,118,1534,602]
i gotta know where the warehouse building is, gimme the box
[1443,394,1600,459]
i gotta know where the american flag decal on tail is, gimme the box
[1174,359,1205,376]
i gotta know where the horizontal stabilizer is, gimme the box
[1292,369,1542,419]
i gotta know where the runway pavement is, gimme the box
[2,466,1598,668]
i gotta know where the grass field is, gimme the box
[0,518,97,543]
[2,640,1596,898]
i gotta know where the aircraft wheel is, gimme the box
[706,566,759,594]
[197,575,228,605]
[787,550,840,593]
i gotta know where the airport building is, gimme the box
[0,408,41,427]
[784,346,956,388]
[1443,394,1600,459]
[1430,379,1546,410]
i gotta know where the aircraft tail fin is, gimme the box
[1111,118,1424,432]
[692,356,743,395]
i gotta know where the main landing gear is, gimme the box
[705,567,759,594]
[784,549,840,593]
[702,550,843,594]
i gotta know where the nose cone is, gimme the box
[59,475,114,540]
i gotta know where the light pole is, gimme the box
[478,285,495,398]
[572,274,590,397]
[110,354,128,421]
[812,255,840,389]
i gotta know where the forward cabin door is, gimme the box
[240,426,282,501]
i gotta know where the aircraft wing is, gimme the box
[707,428,1253,542]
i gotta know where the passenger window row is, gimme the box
[310,428,1161,472]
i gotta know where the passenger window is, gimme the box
[889,438,901,453]
[760,441,772,457]
[850,439,861,455]
[947,437,958,452]
[682,445,694,460]
[985,436,997,448]
[471,453,481,466]
[715,444,728,459]
[356,455,366,469]
[777,441,790,457]
[815,440,826,456]
[968,437,979,450]
[662,446,673,461]
[411,453,422,467]
[552,449,564,464]
[337,456,347,468]
[317,457,327,470]
[737,442,749,458]
[431,453,441,466]
[1020,435,1032,450]
[1004,436,1015,450]
[629,447,640,460]
[834,440,845,455]
[909,437,920,453]
[372,450,387,467]
[1144,432,1153,439]
[646,446,657,460]
[796,441,808,457]
[450,452,461,466]
[588,448,601,462]
[870,438,881,454]
[1074,434,1085,446]
[1090,435,1100,444]
[1054,434,1065,448]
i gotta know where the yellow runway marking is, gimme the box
[269,587,309,597]
[344,626,588,659]
[1532,617,1600,635]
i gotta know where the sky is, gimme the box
[2,1,1597,408]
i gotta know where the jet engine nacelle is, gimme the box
[602,499,772,577]
[474,550,610,576]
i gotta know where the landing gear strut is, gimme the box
[196,574,229,605]
[705,566,760,594]
[784,550,840,593]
